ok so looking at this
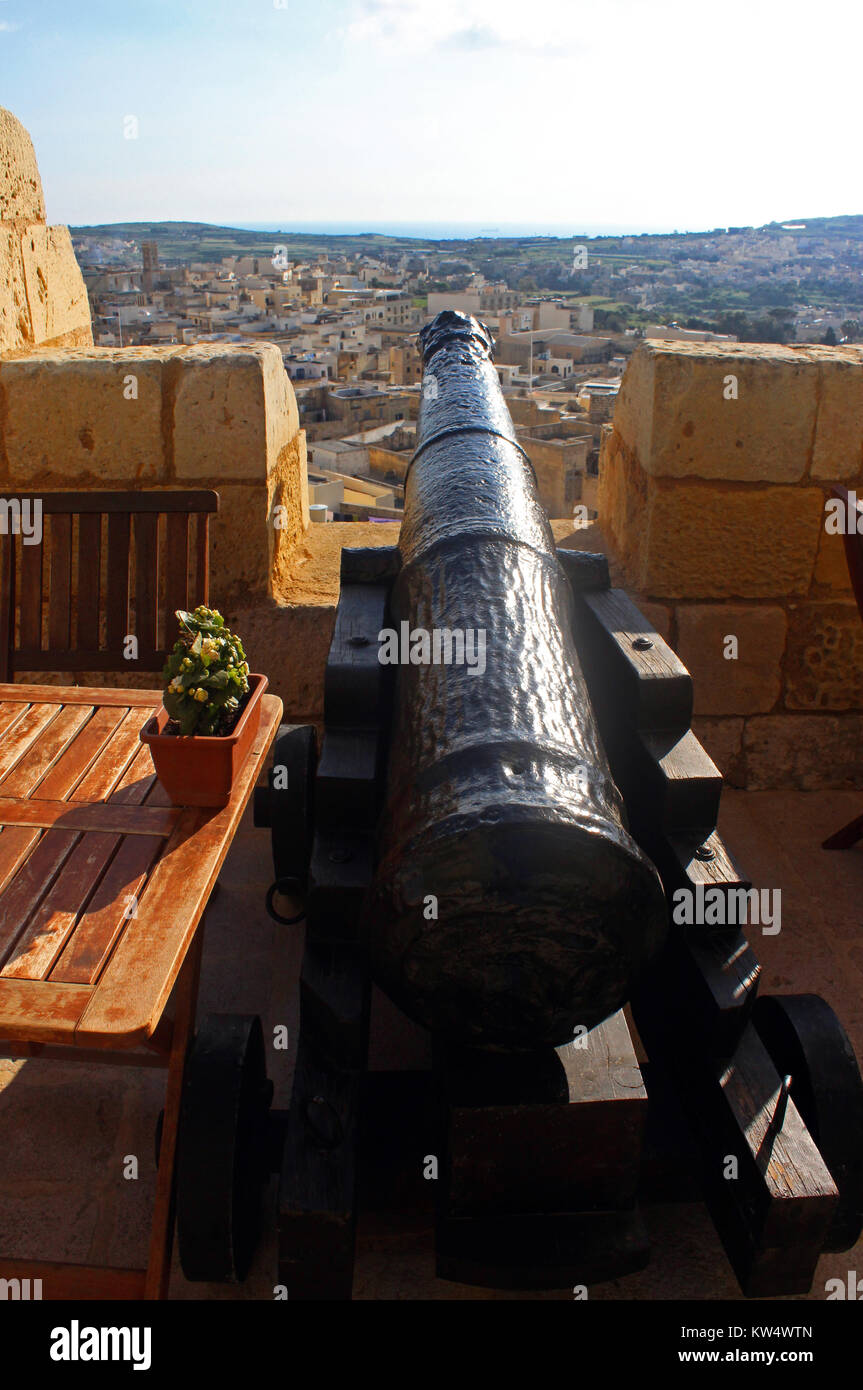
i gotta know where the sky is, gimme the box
[1,0,860,232]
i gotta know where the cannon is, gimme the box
[255,312,863,1300]
[364,311,667,1048]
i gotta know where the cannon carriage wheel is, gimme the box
[753,993,863,1252]
[175,1013,274,1283]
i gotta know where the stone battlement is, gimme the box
[599,338,863,789]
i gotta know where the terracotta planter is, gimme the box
[140,674,268,808]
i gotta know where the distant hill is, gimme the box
[70,215,863,267]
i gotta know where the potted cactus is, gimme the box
[140,606,268,807]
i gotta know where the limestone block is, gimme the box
[610,348,654,473]
[615,341,819,483]
[640,484,823,600]
[207,483,281,607]
[270,430,309,593]
[691,716,746,787]
[173,344,298,482]
[230,598,335,724]
[0,223,31,350]
[276,520,403,607]
[633,598,673,644]
[810,347,863,480]
[264,346,300,455]
[676,604,786,715]
[597,429,649,584]
[784,600,863,710]
[20,225,92,348]
[0,349,170,485]
[745,714,863,790]
[0,345,310,608]
[813,524,852,594]
[0,107,46,223]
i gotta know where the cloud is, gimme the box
[440,24,506,52]
[339,0,584,55]
[439,23,575,56]
[0,20,21,31]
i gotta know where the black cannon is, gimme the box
[254,312,863,1300]
[365,311,666,1048]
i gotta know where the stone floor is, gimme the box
[1,785,862,1301]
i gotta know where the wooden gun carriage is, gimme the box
[242,313,863,1300]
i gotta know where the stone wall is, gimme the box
[598,339,863,789]
[0,108,92,354]
[0,343,311,707]
[519,432,588,517]
[0,344,309,611]
[368,444,410,482]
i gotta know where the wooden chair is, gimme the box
[823,484,863,849]
[0,490,219,681]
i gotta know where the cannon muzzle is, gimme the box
[364,311,667,1048]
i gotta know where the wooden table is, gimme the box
[0,682,283,1299]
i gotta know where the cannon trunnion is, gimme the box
[256,313,863,1300]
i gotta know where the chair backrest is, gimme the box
[832,485,863,619]
[0,490,219,681]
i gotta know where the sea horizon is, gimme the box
[232,219,679,240]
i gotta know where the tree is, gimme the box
[822,327,838,346]
[842,319,860,341]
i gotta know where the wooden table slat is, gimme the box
[2,831,120,980]
[71,706,156,804]
[0,979,92,1043]
[0,684,162,707]
[109,742,160,806]
[0,704,93,799]
[0,823,41,897]
[0,701,32,744]
[0,702,62,783]
[51,834,164,986]
[34,705,127,802]
[0,797,179,836]
[0,829,81,968]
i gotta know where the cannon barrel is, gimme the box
[364,310,667,1048]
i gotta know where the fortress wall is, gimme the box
[598,339,863,788]
[0,343,309,609]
